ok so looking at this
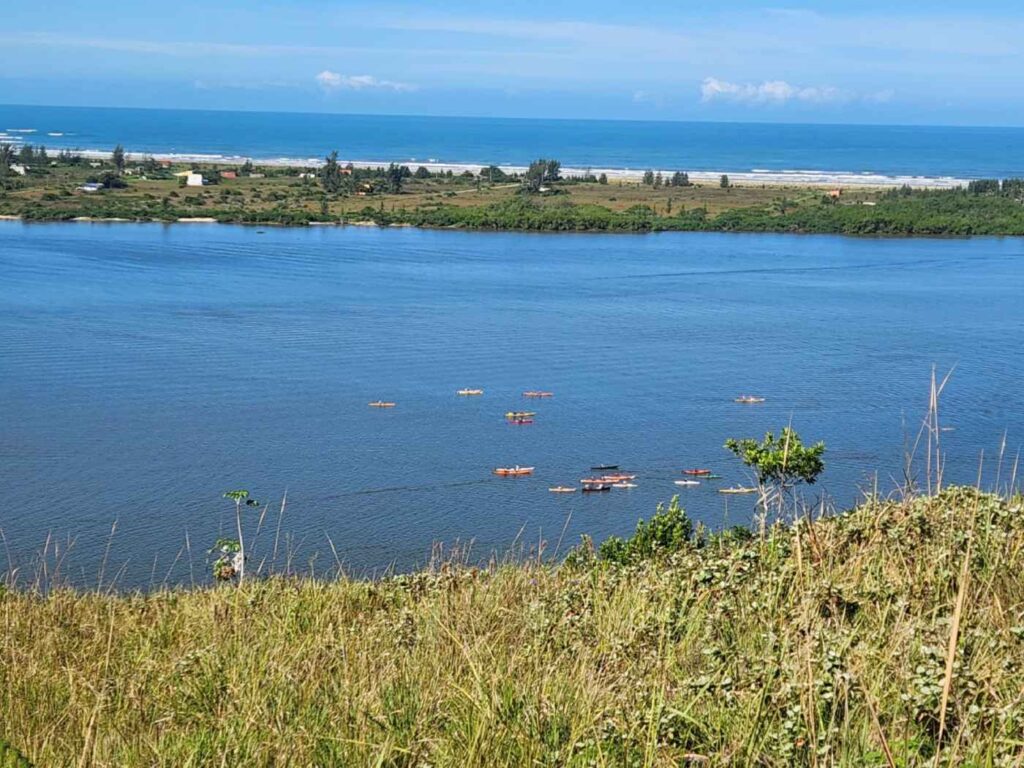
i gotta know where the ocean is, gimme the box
[2,104,1023,179]
[2,222,1022,587]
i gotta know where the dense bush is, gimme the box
[595,496,695,565]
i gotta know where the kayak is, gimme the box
[612,482,637,489]
[674,480,700,487]
[682,469,712,476]
[494,466,535,476]
[369,401,396,408]
[549,486,577,493]
[590,464,619,471]
[719,487,758,494]
[457,389,484,396]
[523,391,554,398]
[581,484,611,493]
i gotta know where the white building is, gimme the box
[10,164,27,176]
[185,173,204,187]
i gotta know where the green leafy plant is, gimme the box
[597,496,693,565]
[0,738,33,767]
[209,537,242,582]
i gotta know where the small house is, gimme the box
[356,182,374,196]
[220,170,237,180]
[249,173,265,179]
[10,164,27,176]
[185,173,204,187]
[828,188,842,199]
[78,182,102,193]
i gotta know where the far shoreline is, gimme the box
[69,149,969,190]
[4,147,1022,237]
[0,216,1008,242]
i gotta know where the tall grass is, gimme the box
[2,486,1023,766]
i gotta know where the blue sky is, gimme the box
[2,1,1023,125]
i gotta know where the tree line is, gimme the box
[641,170,693,188]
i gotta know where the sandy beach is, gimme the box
[72,149,970,189]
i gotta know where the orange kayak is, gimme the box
[494,466,535,476]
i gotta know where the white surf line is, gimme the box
[70,149,971,189]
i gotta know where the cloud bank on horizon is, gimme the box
[315,71,416,93]
[700,78,896,107]
[0,1,1021,125]
[700,78,844,105]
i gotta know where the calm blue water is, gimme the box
[2,222,1023,587]
[2,104,1024,178]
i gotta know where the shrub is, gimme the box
[597,496,693,565]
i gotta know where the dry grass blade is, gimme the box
[862,684,897,768]
[934,475,982,767]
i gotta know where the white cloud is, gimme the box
[701,77,845,105]
[315,70,415,92]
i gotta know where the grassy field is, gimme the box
[0,157,877,224]
[2,486,1023,766]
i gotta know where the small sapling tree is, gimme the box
[725,427,825,508]
[217,489,260,584]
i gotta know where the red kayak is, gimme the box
[682,469,712,476]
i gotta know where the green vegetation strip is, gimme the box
[3,146,1024,235]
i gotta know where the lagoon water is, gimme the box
[2,222,1023,586]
